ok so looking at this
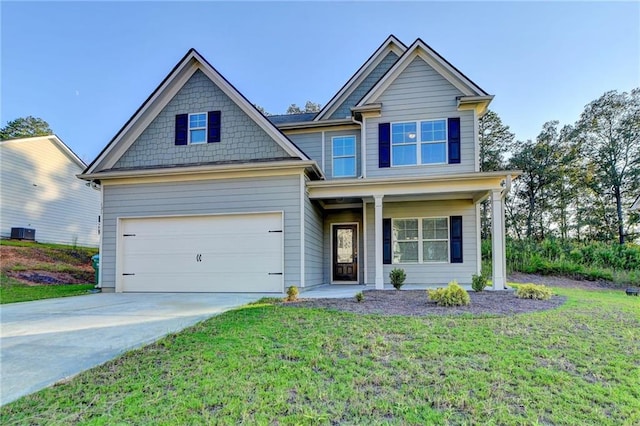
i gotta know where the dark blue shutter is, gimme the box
[379,123,391,168]
[383,218,392,264]
[448,117,460,164]
[450,215,463,263]
[207,111,221,143]
[175,114,188,145]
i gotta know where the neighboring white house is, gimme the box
[632,195,640,211]
[1,135,100,247]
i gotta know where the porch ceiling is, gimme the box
[307,171,518,203]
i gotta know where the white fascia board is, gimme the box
[314,36,406,121]
[307,171,520,199]
[632,194,640,211]
[78,159,322,182]
[357,41,490,107]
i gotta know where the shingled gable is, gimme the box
[356,39,493,114]
[83,49,310,175]
[313,35,407,122]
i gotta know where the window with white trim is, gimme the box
[391,119,446,166]
[332,136,356,177]
[189,113,207,144]
[392,217,449,263]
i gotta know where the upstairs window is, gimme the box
[189,113,207,144]
[332,136,356,177]
[391,119,447,166]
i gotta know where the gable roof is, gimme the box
[313,35,407,121]
[1,135,86,169]
[356,38,491,108]
[83,49,310,175]
[632,194,640,211]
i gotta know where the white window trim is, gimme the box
[188,112,207,144]
[392,216,449,264]
[331,135,357,178]
[390,118,448,167]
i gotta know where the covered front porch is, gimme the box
[307,171,516,291]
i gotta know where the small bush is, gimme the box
[355,291,364,303]
[286,285,299,302]
[428,281,470,306]
[389,268,406,290]
[471,274,488,292]
[515,284,553,300]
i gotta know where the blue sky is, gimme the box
[2,1,639,163]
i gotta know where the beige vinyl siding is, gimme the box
[365,200,477,285]
[304,197,324,287]
[365,57,476,178]
[101,175,301,290]
[324,209,364,284]
[0,138,100,247]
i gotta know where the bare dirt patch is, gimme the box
[286,290,566,317]
[1,245,94,285]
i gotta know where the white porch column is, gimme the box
[374,195,384,290]
[491,189,506,290]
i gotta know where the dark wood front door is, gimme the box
[333,224,357,282]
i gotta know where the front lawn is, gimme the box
[1,287,639,424]
[0,274,95,304]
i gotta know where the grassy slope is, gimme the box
[0,240,97,304]
[1,287,638,425]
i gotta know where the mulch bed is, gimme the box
[286,290,566,317]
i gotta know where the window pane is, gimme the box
[392,122,417,144]
[190,129,206,143]
[333,137,355,156]
[423,241,448,262]
[421,142,446,164]
[394,241,418,263]
[394,219,418,241]
[392,144,417,166]
[423,218,449,239]
[333,157,356,177]
[336,228,353,263]
[190,113,206,128]
[421,120,446,143]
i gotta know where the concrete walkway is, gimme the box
[0,292,265,405]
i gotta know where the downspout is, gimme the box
[351,114,365,178]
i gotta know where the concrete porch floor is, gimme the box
[300,283,474,298]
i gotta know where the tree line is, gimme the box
[480,88,639,245]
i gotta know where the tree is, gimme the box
[507,121,564,239]
[253,104,271,116]
[478,110,515,238]
[574,89,640,244]
[0,116,53,140]
[479,110,514,172]
[286,101,322,114]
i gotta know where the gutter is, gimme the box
[351,114,366,178]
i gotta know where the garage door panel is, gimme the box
[120,213,283,293]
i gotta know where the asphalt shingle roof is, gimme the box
[267,113,317,125]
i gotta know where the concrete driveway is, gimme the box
[0,292,264,405]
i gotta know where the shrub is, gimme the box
[428,281,470,306]
[355,291,364,303]
[286,285,299,302]
[389,268,406,290]
[515,283,553,300]
[471,274,488,292]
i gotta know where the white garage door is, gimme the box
[118,213,283,293]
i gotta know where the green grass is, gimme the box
[0,274,95,304]
[2,287,638,425]
[0,240,98,304]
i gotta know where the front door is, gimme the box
[332,224,358,282]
